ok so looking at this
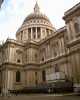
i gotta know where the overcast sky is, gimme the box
[0,0,80,42]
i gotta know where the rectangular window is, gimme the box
[16,71,21,82]
[42,70,46,81]
[55,64,59,72]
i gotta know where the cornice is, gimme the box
[63,2,80,20]
[66,37,80,48]
[1,62,24,66]
[38,26,66,45]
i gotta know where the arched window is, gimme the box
[41,48,45,62]
[42,57,44,61]
[17,59,21,63]
[16,71,21,82]
[74,23,80,33]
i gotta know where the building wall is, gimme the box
[0,2,80,93]
[64,5,80,85]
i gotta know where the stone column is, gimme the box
[58,39,62,55]
[70,21,76,37]
[31,28,33,40]
[61,38,65,54]
[49,30,51,35]
[26,29,28,40]
[40,28,42,39]
[66,23,71,41]
[36,27,37,39]
[45,28,47,37]
[2,69,9,96]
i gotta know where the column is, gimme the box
[7,70,13,91]
[26,29,28,40]
[2,69,9,95]
[40,28,42,39]
[45,29,46,37]
[58,39,61,55]
[59,39,62,55]
[70,21,75,39]
[66,23,71,41]
[49,30,51,35]
[61,38,65,54]
[31,28,33,40]
[36,27,37,39]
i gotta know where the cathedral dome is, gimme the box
[23,13,50,23]
[23,2,53,27]
[16,2,56,42]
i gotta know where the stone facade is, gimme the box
[0,2,80,94]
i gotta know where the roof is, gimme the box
[24,13,50,22]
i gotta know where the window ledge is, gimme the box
[76,32,80,37]
[14,82,22,85]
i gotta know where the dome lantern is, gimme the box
[34,2,40,14]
